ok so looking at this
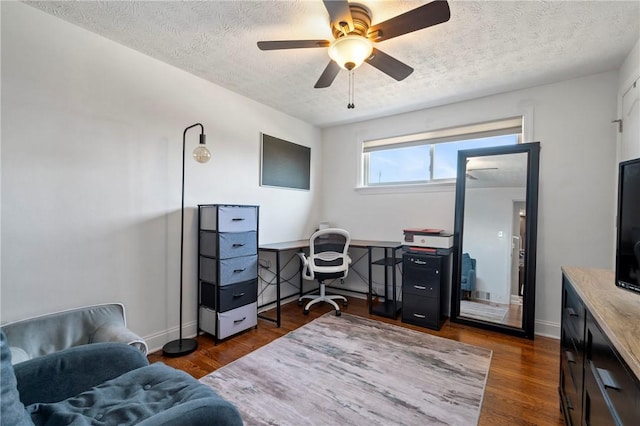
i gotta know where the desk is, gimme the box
[258,239,403,326]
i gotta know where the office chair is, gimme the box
[297,228,351,316]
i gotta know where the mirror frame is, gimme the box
[450,142,540,339]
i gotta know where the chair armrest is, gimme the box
[137,398,243,426]
[14,342,149,406]
[297,251,313,280]
[91,323,148,355]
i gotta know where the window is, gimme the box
[361,117,523,187]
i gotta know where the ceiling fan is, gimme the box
[257,0,450,89]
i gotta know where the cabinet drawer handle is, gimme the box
[233,268,246,273]
[435,270,439,274]
[232,218,245,221]
[414,285,427,290]
[566,307,578,317]
[233,317,247,324]
[232,292,245,298]
[413,313,427,319]
[596,367,621,391]
[414,260,427,265]
[232,243,245,247]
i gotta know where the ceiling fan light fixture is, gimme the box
[328,35,373,71]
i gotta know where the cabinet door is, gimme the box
[585,313,640,425]
[559,278,585,426]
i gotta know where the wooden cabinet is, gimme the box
[402,252,451,330]
[197,204,259,341]
[560,268,640,426]
[560,276,586,425]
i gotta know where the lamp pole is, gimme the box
[163,123,210,357]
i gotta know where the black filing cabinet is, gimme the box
[402,252,451,330]
[197,204,259,341]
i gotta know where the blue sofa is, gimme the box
[0,331,243,425]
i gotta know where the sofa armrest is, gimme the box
[14,342,149,406]
[91,323,148,355]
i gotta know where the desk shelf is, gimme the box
[372,258,403,266]
[368,245,403,319]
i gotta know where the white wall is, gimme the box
[0,2,323,351]
[463,186,526,304]
[322,71,620,337]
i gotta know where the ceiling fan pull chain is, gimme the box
[348,69,355,109]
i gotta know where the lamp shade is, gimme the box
[328,35,373,71]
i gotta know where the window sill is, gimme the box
[355,181,456,195]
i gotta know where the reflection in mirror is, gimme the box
[460,153,527,327]
[452,143,540,339]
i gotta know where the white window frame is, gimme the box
[357,116,530,193]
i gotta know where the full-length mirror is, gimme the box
[451,142,540,338]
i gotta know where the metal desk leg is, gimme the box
[368,247,373,314]
[276,251,281,327]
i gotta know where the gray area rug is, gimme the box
[200,313,492,425]
[460,300,508,323]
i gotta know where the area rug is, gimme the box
[460,300,508,322]
[200,313,492,425]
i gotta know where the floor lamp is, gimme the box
[163,123,211,357]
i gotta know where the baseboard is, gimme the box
[144,320,198,354]
[534,319,560,339]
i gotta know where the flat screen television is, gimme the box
[615,157,640,293]
[260,133,310,190]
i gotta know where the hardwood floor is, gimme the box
[148,297,564,425]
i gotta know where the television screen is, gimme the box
[260,133,310,190]
[616,157,640,293]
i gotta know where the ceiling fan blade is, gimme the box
[257,40,330,50]
[314,61,341,88]
[367,0,450,42]
[365,48,413,81]
[323,0,354,33]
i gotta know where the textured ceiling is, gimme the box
[25,1,640,128]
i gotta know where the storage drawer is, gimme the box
[218,279,258,312]
[403,280,440,298]
[560,347,582,426]
[219,232,257,259]
[402,295,440,330]
[199,231,257,259]
[218,302,257,339]
[562,277,585,344]
[220,255,257,285]
[586,314,640,425]
[200,255,258,285]
[200,205,257,232]
[403,254,441,289]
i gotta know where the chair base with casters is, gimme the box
[297,274,348,316]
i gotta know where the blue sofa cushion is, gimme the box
[0,331,34,426]
[27,363,242,426]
